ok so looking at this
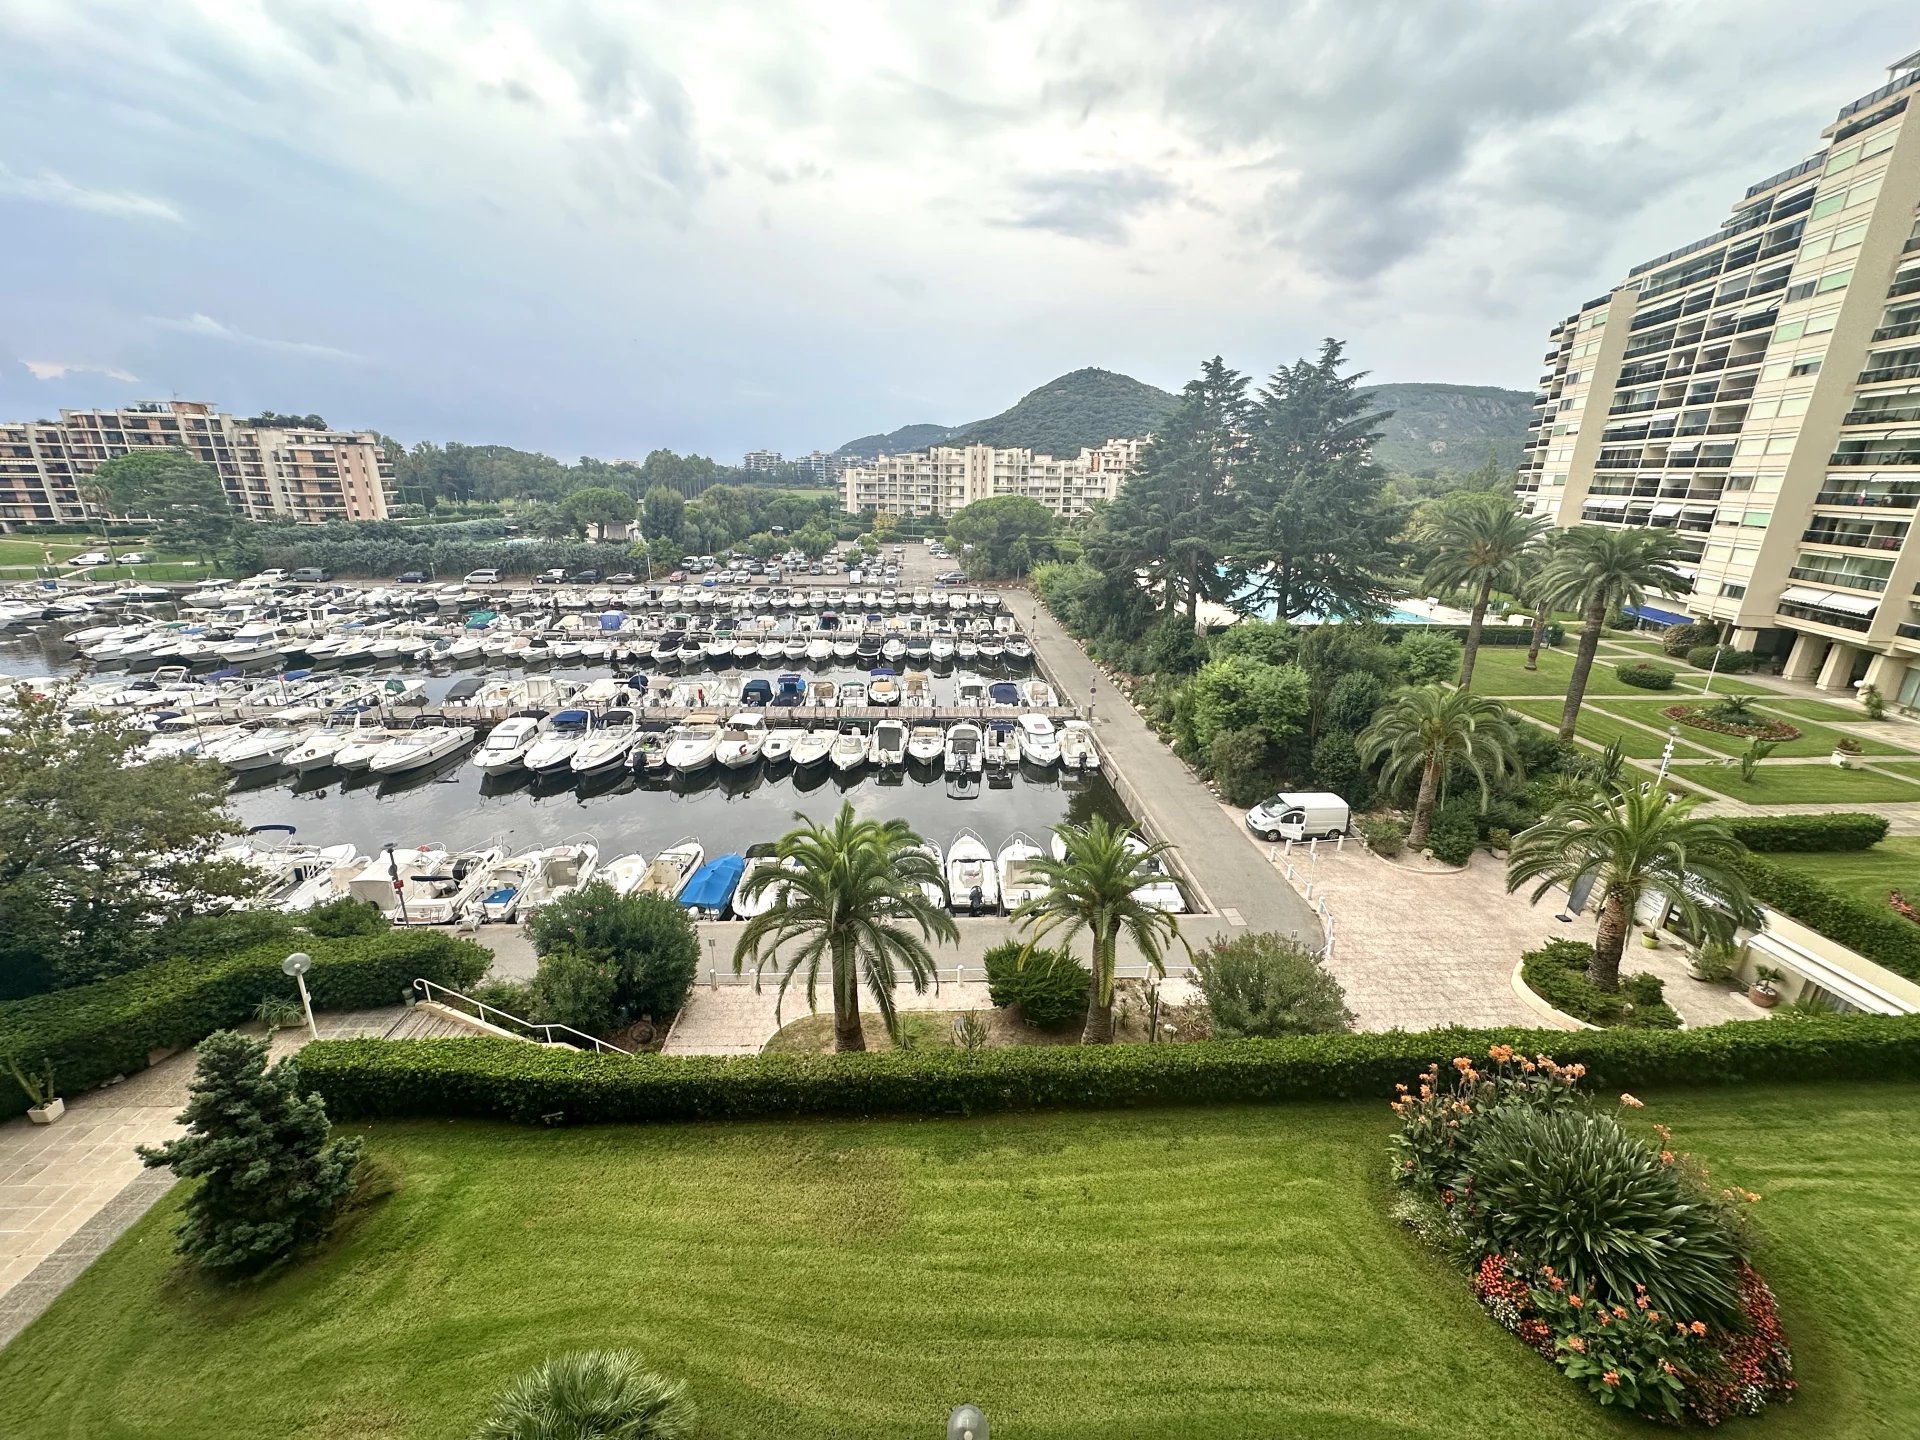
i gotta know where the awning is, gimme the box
[1682,506,1717,518]
[1667,438,1702,451]
[1622,603,1693,627]
[1778,584,1835,605]
[1651,502,1684,518]
[1670,565,1699,579]
[1816,591,1880,616]
[1583,496,1628,510]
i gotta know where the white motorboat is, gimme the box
[929,634,955,663]
[665,717,722,772]
[273,846,368,914]
[831,636,859,662]
[1058,718,1099,771]
[599,851,651,896]
[283,716,378,772]
[474,856,534,922]
[524,708,593,774]
[517,840,599,915]
[367,720,476,775]
[715,713,768,768]
[805,636,832,664]
[956,637,979,662]
[996,831,1049,913]
[1016,713,1060,767]
[398,844,508,924]
[791,728,834,767]
[331,724,405,771]
[838,681,867,708]
[220,726,305,773]
[945,830,998,914]
[906,723,945,765]
[1023,680,1059,708]
[761,726,804,764]
[634,838,704,899]
[470,715,542,775]
[1005,636,1033,664]
[730,843,798,920]
[956,679,986,707]
[905,841,946,908]
[977,635,1004,663]
[945,721,983,775]
[868,673,901,705]
[830,722,869,772]
[571,707,640,774]
[871,718,907,767]
[983,720,1019,769]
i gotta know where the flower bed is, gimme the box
[1663,704,1801,742]
[1519,940,1680,1029]
[1389,1047,1795,1425]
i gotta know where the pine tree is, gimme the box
[138,1030,362,1274]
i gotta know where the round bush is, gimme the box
[1615,661,1676,690]
[982,941,1090,1029]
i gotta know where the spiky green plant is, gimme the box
[1357,685,1520,848]
[470,1350,695,1440]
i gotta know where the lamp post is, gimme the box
[282,951,318,1041]
[947,1405,988,1440]
[384,841,410,926]
[1656,725,1680,786]
[1700,639,1724,697]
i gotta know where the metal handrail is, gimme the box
[412,977,632,1054]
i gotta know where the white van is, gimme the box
[1244,792,1350,842]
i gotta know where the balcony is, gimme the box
[1800,526,1908,551]
[1842,401,1920,426]
[1787,565,1889,593]
[1888,273,1920,300]
[1872,320,1920,344]
[1815,488,1920,508]
[1829,448,1920,467]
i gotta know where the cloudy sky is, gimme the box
[2,1,1915,461]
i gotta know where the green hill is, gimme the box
[1361,382,1533,477]
[832,371,1531,475]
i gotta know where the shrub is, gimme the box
[298,1014,1920,1127]
[1425,798,1480,866]
[1685,644,1719,669]
[0,931,486,1119]
[1462,1104,1745,1325]
[1323,670,1390,733]
[153,909,296,963]
[1734,854,1920,982]
[1661,622,1722,658]
[1725,811,1887,852]
[528,884,700,1025]
[531,948,625,1036]
[1397,629,1463,685]
[1207,726,1277,807]
[136,1031,362,1275]
[472,1350,696,1440]
[296,894,391,938]
[1357,814,1407,858]
[1192,933,1353,1039]
[1684,644,1756,673]
[1307,728,1374,809]
[982,941,1090,1030]
[1614,661,1676,690]
[1520,942,1680,1029]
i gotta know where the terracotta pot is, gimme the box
[1748,984,1780,1009]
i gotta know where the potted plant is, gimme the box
[1640,928,1661,950]
[1831,736,1863,769]
[1748,964,1785,1008]
[7,1055,62,1125]
[1687,937,1743,985]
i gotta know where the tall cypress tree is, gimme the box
[1234,339,1402,620]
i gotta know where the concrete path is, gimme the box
[0,1007,402,1348]
[1020,602,1323,943]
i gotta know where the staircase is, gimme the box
[383,979,633,1054]
[382,1005,503,1041]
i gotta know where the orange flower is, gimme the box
[1568,1294,1583,1309]
[1619,1092,1644,1108]
[1565,1336,1586,1354]
[1602,1371,1621,1387]
[1690,1321,1708,1337]
[1488,1044,1514,1063]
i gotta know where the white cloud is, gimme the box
[153,312,366,363]
[0,162,182,222]
[22,359,139,382]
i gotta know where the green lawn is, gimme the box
[0,536,209,583]
[1668,760,1920,804]
[1468,647,1654,698]
[4,1087,1919,1438]
[1756,698,1878,725]
[1769,838,1920,911]
[1510,700,1699,759]
[1597,699,1920,761]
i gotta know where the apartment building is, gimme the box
[841,436,1145,519]
[741,449,784,472]
[1516,51,1920,707]
[0,401,394,528]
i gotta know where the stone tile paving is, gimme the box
[0,1007,401,1348]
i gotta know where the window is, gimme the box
[1811,193,1847,220]
[1747,398,1780,419]
[1765,435,1798,454]
[1831,220,1869,251]
[1806,307,1840,335]
[1772,320,1806,342]
[1800,234,1833,262]
[1817,267,1853,293]
[1862,127,1899,160]
[1723,582,1748,599]
[1825,145,1861,174]
[1846,176,1883,209]
[1791,359,1822,376]
[1742,509,1772,527]
[1779,393,1812,416]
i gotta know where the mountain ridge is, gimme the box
[831,369,1530,476]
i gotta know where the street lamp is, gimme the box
[384,842,411,926]
[947,1405,988,1440]
[1656,725,1680,786]
[282,951,319,1041]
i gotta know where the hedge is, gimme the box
[1381,622,1564,648]
[1727,812,1889,853]
[1734,855,1920,983]
[0,931,488,1119]
[297,1016,1920,1126]
[1616,661,1677,690]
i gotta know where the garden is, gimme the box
[2,1076,1915,1438]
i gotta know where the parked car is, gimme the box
[395,570,430,584]
[535,567,568,584]
[606,571,639,584]
[289,567,333,583]
[1244,792,1351,843]
[668,569,687,583]
[115,551,150,565]
[936,570,967,584]
[465,568,504,585]
[66,551,113,567]
[569,567,603,583]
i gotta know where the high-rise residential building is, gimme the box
[841,437,1145,519]
[1516,51,1920,706]
[0,400,394,528]
[789,449,842,481]
[741,448,784,472]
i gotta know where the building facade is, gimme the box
[1517,52,1920,706]
[0,400,394,528]
[841,436,1145,520]
[740,449,784,472]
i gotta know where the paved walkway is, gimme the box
[1266,842,1765,1032]
[1021,602,1323,943]
[0,1007,402,1347]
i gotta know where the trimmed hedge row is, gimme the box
[1735,855,1920,983]
[1726,812,1889,853]
[0,931,488,1119]
[298,1016,1920,1126]
[1381,622,1564,648]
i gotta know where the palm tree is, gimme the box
[1357,685,1520,849]
[1540,526,1689,740]
[1011,817,1185,1044]
[733,802,955,1052]
[472,1350,695,1440]
[1518,530,1564,673]
[1506,783,1759,992]
[1415,493,1547,688]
